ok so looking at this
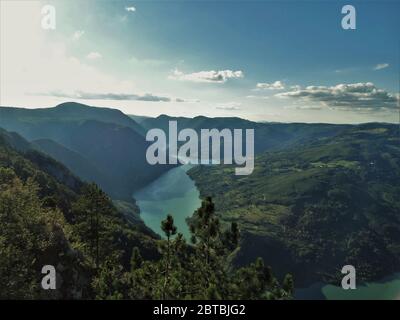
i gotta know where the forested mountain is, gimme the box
[188,123,400,286]
[0,129,159,298]
[0,103,173,200]
[140,114,351,154]
[31,139,109,188]
[0,129,292,299]
[0,102,145,136]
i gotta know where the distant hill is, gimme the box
[0,128,32,152]
[140,114,351,154]
[0,102,145,136]
[128,114,152,124]
[0,103,173,199]
[188,123,400,286]
[0,104,351,200]
[31,138,110,188]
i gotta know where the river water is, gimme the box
[296,273,400,300]
[133,164,201,240]
[133,165,400,299]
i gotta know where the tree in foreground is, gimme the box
[122,197,294,300]
[161,214,177,299]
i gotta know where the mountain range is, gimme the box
[1,102,399,288]
[0,102,171,200]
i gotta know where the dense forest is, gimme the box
[0,130,293,299]
[188,123,400,286]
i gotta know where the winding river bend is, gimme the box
[133,165,200,240]
[133,166,400,299]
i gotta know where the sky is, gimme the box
[1,0,399,123]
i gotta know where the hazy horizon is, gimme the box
[1,101,398,125]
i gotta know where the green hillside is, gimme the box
[32,138,110,187]
[0,129,292,299]
[188,123,400,286]
[0,129,159,298]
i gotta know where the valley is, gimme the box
[1,0,399,302]
[188,123,400,287]
[1,102,399,299]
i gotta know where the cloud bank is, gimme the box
[276,82,399,111]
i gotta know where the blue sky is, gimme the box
[1,0,399,123]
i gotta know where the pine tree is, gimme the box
[190,197,220,266]
[282,273,294,297]
[92,259,125,300]
[72,183,116,269]
[161,214,177,299]
[130,247,143,271]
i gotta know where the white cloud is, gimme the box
[246,95,269,99]
[373,63,389,70]
[41,90,185,102]
[215,102,242,110]
[125,7,136,12]
[255,81,285,90]
[276,82,399,111]
[72,30,85,41]
[169,69,244,83]
[86,52,102,60]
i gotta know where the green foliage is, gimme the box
[122,198,293,300]
[0,168,85,299]
[0,133,158,299]
[130,247,143,271]
[0,131,292,299]
[162,214,178,239]
[188,123,400,285]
